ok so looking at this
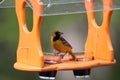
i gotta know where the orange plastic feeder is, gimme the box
[14,0,116,72]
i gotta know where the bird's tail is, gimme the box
[69,51,76,61]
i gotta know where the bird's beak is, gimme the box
[59,32,63,35]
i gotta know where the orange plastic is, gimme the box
[85,0,114,61]
[14,0,44,68]
[14,0,116,72]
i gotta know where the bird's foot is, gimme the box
[59,55,64,59]
[74,58,78,61]
[54,52,59,56]
[70,57,78,61]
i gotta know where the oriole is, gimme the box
[51,31,76,60]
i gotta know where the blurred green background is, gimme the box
[0,5,120,80]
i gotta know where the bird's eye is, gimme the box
[55,31,59,35]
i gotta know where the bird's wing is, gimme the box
[60,37,72,49]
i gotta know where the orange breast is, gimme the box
[52,40,72,53]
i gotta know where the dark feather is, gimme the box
[60,37,72,49]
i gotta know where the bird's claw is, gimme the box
[59,55,64,59]
[54,52,59,56]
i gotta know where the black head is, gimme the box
[53,31,63,41]
[55,31,63,36]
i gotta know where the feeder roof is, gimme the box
[1,0,120,16]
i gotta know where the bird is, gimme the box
[51,31,76,61]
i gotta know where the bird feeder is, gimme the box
[14,0,116,79]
